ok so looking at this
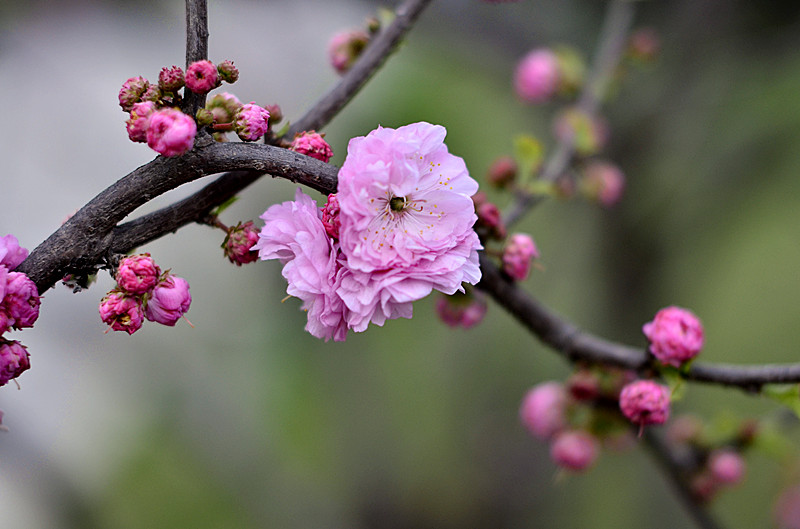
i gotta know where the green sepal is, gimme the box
[659,365,688,401]
[763,383,800,420]
[275,121,292,140]
[512,134,544,181]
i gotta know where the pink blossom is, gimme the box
[435,291,487,329]
[125,101,157,143]
[144,274,191,326]
[1,272,40,330]
[487,156,517,188]
[619,379,670,428]
[235,102,270,141]
[223,221,259,266]
[0,234,28,271]
[254,189,348,341]
[99,290,144,335]
[502,233,539,281]
[116,253,160,294]
[643,306,704,368]
[158,65,185,92]
[0,340,30,386]
[475,201,506,241]
[118,76,150,112]
[320,194,341,240]
[514,49,560,103]
[185,60,219,93]
[519,382,567,440]
[146,108,197,157]
[290,131,334,163]
[328,29,370,75]
[550,430,599,472]
[708,449,745,485]
[581,160,625,207]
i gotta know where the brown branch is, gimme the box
[503,0,635,227]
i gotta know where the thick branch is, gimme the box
[477,253,800,389]
[181,0,209,117]
[503,0,635,227]
[17,143,337,293]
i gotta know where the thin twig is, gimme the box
[503,0,635,228]
[643,430,726,529]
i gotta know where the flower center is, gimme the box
[389,196,406,212]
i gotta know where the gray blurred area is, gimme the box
[2,1,800,528]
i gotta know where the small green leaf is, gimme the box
[763,383,800,420]
[209,196,239,218]
[660,366,687,401]
[513,134,544,180]
[275,121,291,139]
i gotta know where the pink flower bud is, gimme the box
[125,101,157,143]
[290,131,333,163]
[550,430,599,472]
[205,92,243,128]
[118,76,150,112]
[140,84,161,104]
[774,485,800,529]
[476,202,507,241]
[2,272,40,330]
[216,60,239,84]
[514,49,560,103]
[265,104,283,126]
[320,193,341,240]
[0,340,30,386]
[99,290,144,335]
[223,221,259,266]
[581,160,625,208]
[328,29,370,75]
[643,306,704,368]
[435,290,487,329]
[185,60,219,94]
[144,274,191,326]
[520,382,567,440]
[690,471,719,503]
[666,414,703,445]
[0,234,28,271]
[502,233,539,281]
[158,65,185,93]
[116,253,161,294]
[708,449,745,486]
[146,108,197,157]
[487,156,517,188]
[619,380,670,428]
[235,102,270,141]
[566,369,601,402]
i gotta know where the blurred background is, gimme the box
[1,0,800,527]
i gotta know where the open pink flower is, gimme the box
[254,189,348,341]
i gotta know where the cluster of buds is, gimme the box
[666,413,754,503]
[99,254,191,335]
[519,368,637,473]
[120,60,279,157]
[0,235,38,389]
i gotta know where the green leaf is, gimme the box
[275,121,291,139]
[659,365,688,401]
[512,134,544,180]
[763,383,800,420]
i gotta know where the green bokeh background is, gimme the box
[2,1,800,528]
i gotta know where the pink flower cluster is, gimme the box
[519,382,599,472]
[99,254,191,335]
[0,234,38,387]
[643,306,704,368]
[256,122,483,341]
[119,60,274,156]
